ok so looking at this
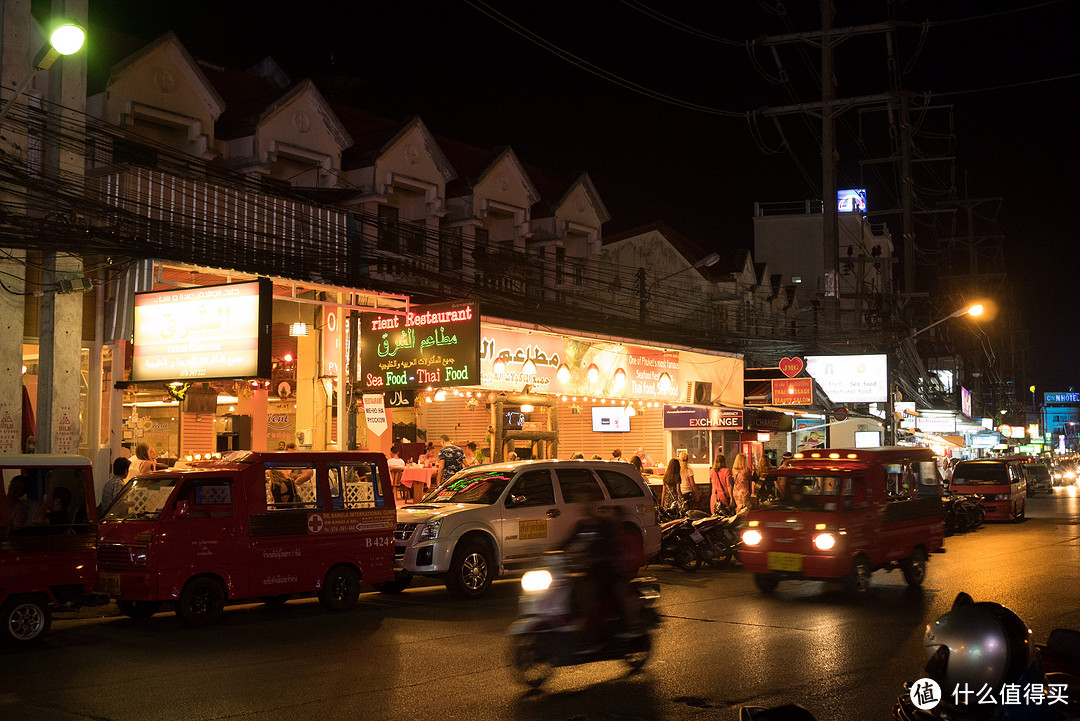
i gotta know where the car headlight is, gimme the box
[742,529,763,546]
[417,518,442,541]
[1067,471,1076,479]
[994,494,1011,501]
[130,547,148,565]
[521,570,552,592]
[813,533,836,551]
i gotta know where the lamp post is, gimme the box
[638,252,720,326]
[0,23,85,125]
[887,303,986,445]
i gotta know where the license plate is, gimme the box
[768,552,803,572]
[689,530,704,543]
[100,573,121,596]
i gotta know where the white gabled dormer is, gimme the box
[91,32,223,159]
[530,172,610,259]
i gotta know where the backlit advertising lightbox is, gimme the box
[961,386,972,418]
[132,278,272,382]
[805,354,888,403]
[837,188,866,213]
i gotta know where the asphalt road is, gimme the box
[4,489,1079,721]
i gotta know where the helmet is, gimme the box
[924,592,1032,693]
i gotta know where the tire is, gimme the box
[445,541,495,599]
[1016,501,1026,521]
[1,595,51,646]
[177,577,226,627]
[510,632,554,689]
[117,600,162,619]
[318,566,361,611]
[842,555,872,595]
[707,548,735,567]
[674,541,702,572]
[754,573,779,593]
[901,548,928,587]
[373,571,414,594]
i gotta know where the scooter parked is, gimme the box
[691,510,743,567]
[655,513,704,572]
[508,551,662,689]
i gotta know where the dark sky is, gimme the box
[79,0,1080,391]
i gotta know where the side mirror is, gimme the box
[508,494,526,508]
[175,500,190,518]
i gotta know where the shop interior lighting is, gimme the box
[522,352,537,376]
[556,363,570,382]
[625,403,637,417]
[289,321,309,337]
[520,403,534,413]
[434,389,446,401]
[613,367,627,390]
[657,372,672,392]
[493,356,507,374]
[586,363,600,383]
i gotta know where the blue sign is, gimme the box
[1045,392,1080,404]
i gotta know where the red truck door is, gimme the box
[247,460,322,596]
[159,475,245,599]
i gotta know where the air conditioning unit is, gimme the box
[683,381,713,405]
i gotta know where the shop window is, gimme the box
[506,470,555,507]
[669,430,709,465]
[329,463,385,509]
[264,463,318,511]
[596,469,645,499]
[555,468,605,504]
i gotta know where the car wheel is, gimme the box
[318,566,361,611]
[373,571,414,594]
[754,573,779,593]
[674,541,702,572]
[510,632,554,688]
[842,555,872,595]
[901,548,928,586]
[1016,502,1026,521]
[177,577,226,627]
[117,600,162,619]
[1,595,51,646]
[445,541,494,598]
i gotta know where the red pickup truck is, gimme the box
[739,447,946,594]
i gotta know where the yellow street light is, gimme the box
[0,21,86,125]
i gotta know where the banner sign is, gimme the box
[663,405,743,430]
[806,354,888,403]
[360,302,479,391]
[133,278,271,382]
[384,389,415,408]
[479,327,681,401]
[771,378,813,406]
[362,394,388,436]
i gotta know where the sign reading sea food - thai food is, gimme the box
[360,301,479,391]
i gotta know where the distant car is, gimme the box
[1023,464,1053,495]
[394,459,661,598]
[1052,465,1077,487]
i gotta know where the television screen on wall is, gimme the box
[592,406,630,433]
[854,431,881,448]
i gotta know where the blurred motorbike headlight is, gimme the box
[417,518,442,541]
[521,570,552,592]
[812,533,836,551]
[742,529,763,546]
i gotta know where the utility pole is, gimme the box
[821,0,838,301]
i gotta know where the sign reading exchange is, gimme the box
[663,405,744,430]
[360,301,480,391]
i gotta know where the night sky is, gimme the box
[76,0,1080,392]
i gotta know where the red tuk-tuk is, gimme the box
[740,447,945,594]
[1,455,108,645]
[97,451,397,626]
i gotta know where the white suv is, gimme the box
[392,459,661,598]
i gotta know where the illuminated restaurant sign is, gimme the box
[479,327,681,401]
[770,377,813,405]
[663,405,743,430]
[360,301,479,391]
[132,278,272,382]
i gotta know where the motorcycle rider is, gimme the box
[561,504,641,652]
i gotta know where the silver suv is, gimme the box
[393,459,661,598]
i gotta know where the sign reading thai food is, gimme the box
[360,301,479,391]
[132,278,272,382]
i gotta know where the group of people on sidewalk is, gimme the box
[661,450,794,516]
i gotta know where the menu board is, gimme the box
[360,301,479,391]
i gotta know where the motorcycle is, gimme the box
[690,510,743,567]
[655,513,704,572]
[894,592,1080,720]
[508,550,662,689]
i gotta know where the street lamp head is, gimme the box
[50,24,85,56]
[966,304,984,317]
[695,252,721,269]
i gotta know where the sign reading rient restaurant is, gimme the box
[663,405,743,430]
[132,278,272,382]
[360,301,479,391]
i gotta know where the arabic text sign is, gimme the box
[805,354,888,403]
[133,279,271,382]
[771,378,813,405]
[360,302,479,391]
